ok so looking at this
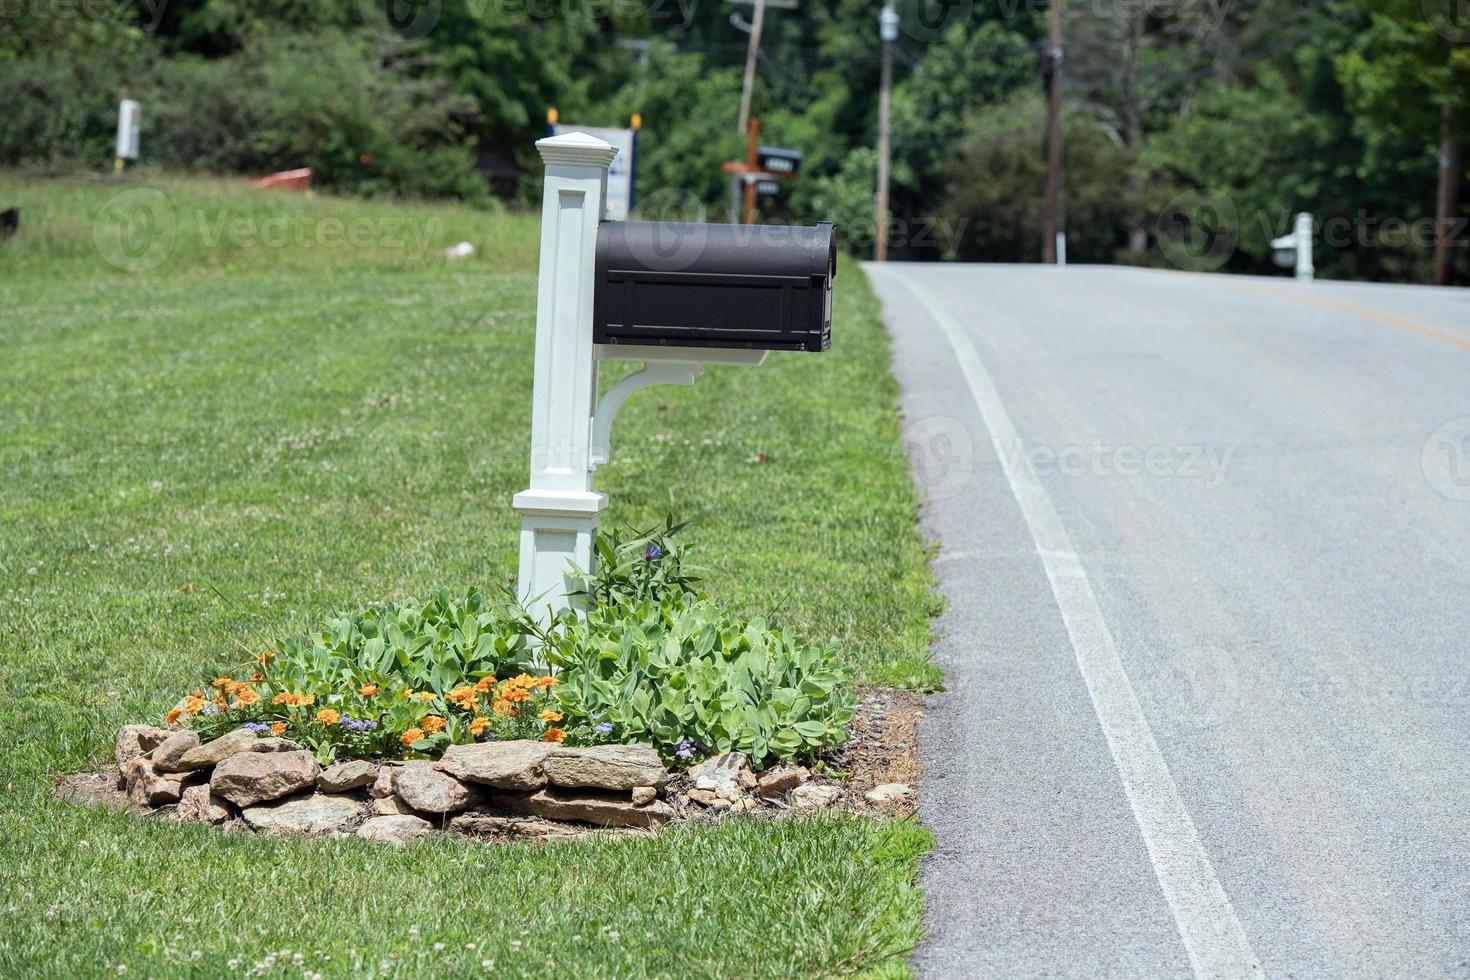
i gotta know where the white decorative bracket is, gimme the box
[590,362,703,469]
[589,345,769,469]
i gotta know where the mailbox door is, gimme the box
[593,221,834,352]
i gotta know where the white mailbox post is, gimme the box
[115,99,141,172]
[1271,211,1314,281]
[513,132,836,623]
[512,133,616,622]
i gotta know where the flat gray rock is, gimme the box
[435,741,552,790]
[318,759,377,793]
[544,744,668,791]
[486,787,673,828]
[357,815,434,845]
[243,793,363,834]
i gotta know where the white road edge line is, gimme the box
[890,271,1263,979]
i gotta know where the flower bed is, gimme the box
[160,524,856,771]
[56,523,908,842]
[57,691,919,844]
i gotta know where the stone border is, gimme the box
[56,695,919,846]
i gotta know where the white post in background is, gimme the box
[115,99,140,173]
[512,132,618,623]
[1294,211,1314,281]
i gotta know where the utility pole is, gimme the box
[1042,0,1064,264]
[875,2,897,262]
[1434,101,1460,287]
[733,0,767,223]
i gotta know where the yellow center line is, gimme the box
[1229,280,1470,352]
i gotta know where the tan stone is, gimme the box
[486,787,673,828]
[790,783,841,809]
[151,730,201,773]
[756,766,809,799]
[394,762,479,814]
[175,728,257,771]
[357,815,433,846]
[543,744,668,792]
[317,760,377,793]
[447,811,579,840]
[210,750,319,807]
[435,741,552,791]
[242,793,363,834]
[173,783,231,824]
[125,757,194,808]
[114,725,170,767]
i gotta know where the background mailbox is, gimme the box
[593,220,836,352]
[757,146,802,177]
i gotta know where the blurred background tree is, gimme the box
[0,0,1463,281]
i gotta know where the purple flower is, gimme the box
[644,545,662,561]
[593,721,614,736]
[244,722,271,734]
[675,738,695,760]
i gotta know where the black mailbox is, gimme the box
[593,220,836,352]
[757,146,802,177]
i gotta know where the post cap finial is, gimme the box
[536,131,619,168]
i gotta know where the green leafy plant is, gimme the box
[170,523,856,768]
[271,587,534,696]
[573,516,702,607]
[545,592,856,769]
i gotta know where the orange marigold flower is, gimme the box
[540,728,566,744]
[233,688,260,708]
[271,722,287,735]
[501,687,531,704]
[183,695,206,714]
[473,676,496,693]
[468,717,489,736]
[492,699,516,718]
[316,709,340,725]
[413,691,435,703]
[420,715,446,734]
[538,710,563,723]
[298,694,315,707]
[401,727,425,746]
[251,672,265,682]
[272,692,292,705]
[212,676,233,689]
[165,707,183,725]
[359,684,379,697]
[537,676,558,689]
[258,650,276,664]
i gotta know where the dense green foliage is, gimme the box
[550,593,857,767]
[0,175,937,975]
[180,522,855,768]
[3,0,1464,280]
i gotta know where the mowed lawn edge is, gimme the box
[0,174,940,978]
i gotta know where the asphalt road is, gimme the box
[865,263,1470,979]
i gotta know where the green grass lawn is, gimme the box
[0,173,939,978]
